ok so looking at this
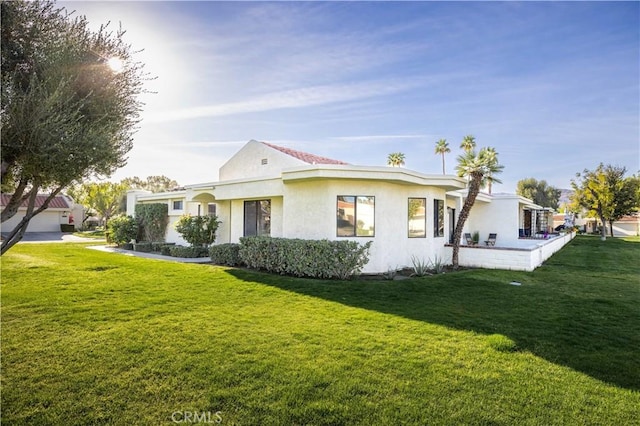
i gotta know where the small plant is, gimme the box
[429,255,446,274]
[411,256,430,277]
[472,231,480,245]
[383,267,398,280]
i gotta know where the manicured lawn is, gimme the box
[1,236,639,425]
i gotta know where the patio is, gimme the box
[445,232,576,271]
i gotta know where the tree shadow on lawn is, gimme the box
[226,267,639,392]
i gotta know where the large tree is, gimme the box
[451,142,504,269]
[121,175,180,193]
[434,139,450,175]
[570,164,638,240]
[516,178,561,209]
[68,181,127,227]
[1,0,147,254]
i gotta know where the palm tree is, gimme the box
[434,139,450,174]
[451,147,504,269]
[387,152,405,167]
[483,147,498,194]
[460,135,476,152]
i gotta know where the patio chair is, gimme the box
[464,233,477,246]
[484,233,497,246]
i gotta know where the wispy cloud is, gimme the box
[144,79,419,123]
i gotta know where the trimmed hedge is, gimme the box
[209,243,242,266]
[169,245,210,258]
[238,236,372,280]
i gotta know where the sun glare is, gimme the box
[107,57,124,73]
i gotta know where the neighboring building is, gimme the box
[0,194,84,233]
[127,140,568,273]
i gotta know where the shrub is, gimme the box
[133,242,152,253]
[238,236,372,280]
[174,214,221,247]
[135,203,168,242]
[210,243,242,266]
[107,215,138,246]
[169,245,209,258]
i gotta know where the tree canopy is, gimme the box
[0,0,148,254]
[571,164,639,239]
[516,178,561,209]
[387,152,405,167]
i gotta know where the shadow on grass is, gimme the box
[227,238,640,391]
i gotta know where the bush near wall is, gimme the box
[210,243,242,266]
[169,246,210,258]
[238,236,372,280]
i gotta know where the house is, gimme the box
[127,140,572,273]
[0,194,84,233]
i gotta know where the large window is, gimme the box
[408,198,426,238]
[337,196,375,237]
[434,199,444,237]
[244,200,271,237]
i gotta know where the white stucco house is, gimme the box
[127,140,573,273]
[1,193,83,233]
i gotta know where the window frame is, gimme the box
[336,195,375,237]
[172,200,184,210]
[243,199,271,237]
[433,199,445,238]
[408,197,427,238]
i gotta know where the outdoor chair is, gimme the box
[464,233,477,246]
[484,233,497,246]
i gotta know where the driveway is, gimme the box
[1,232,103,243]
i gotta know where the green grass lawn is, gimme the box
[1,236,639,425]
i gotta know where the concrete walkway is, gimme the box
[1,232,104,243]
[87,245,213,264]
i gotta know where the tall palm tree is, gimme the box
[434,139,450,174]
[451,147,504,269]
[460,135,476,152]
[387,152,405,167]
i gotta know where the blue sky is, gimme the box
[62,1,639,192]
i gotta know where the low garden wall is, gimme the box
[444,232,575,271]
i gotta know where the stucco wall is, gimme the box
[465,197,521,246]
[281,179,450,273]
[219,140,305,181]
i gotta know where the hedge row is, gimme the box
[209,243,242,266]
[225,236,372,280]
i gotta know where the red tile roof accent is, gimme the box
[262,142,348,165]
[0,193,71,209]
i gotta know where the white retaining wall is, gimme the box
[444,232,575,271]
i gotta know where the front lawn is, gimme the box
[1,236,638,425]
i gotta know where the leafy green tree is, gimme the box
[516,178,561,209]
[452,141,504,268]
[387,152,406,167]
[1,0,148,254]
[70,182,127,227]
[434,139,450,175]
[121,175,180,193]
[570,164,637,240]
